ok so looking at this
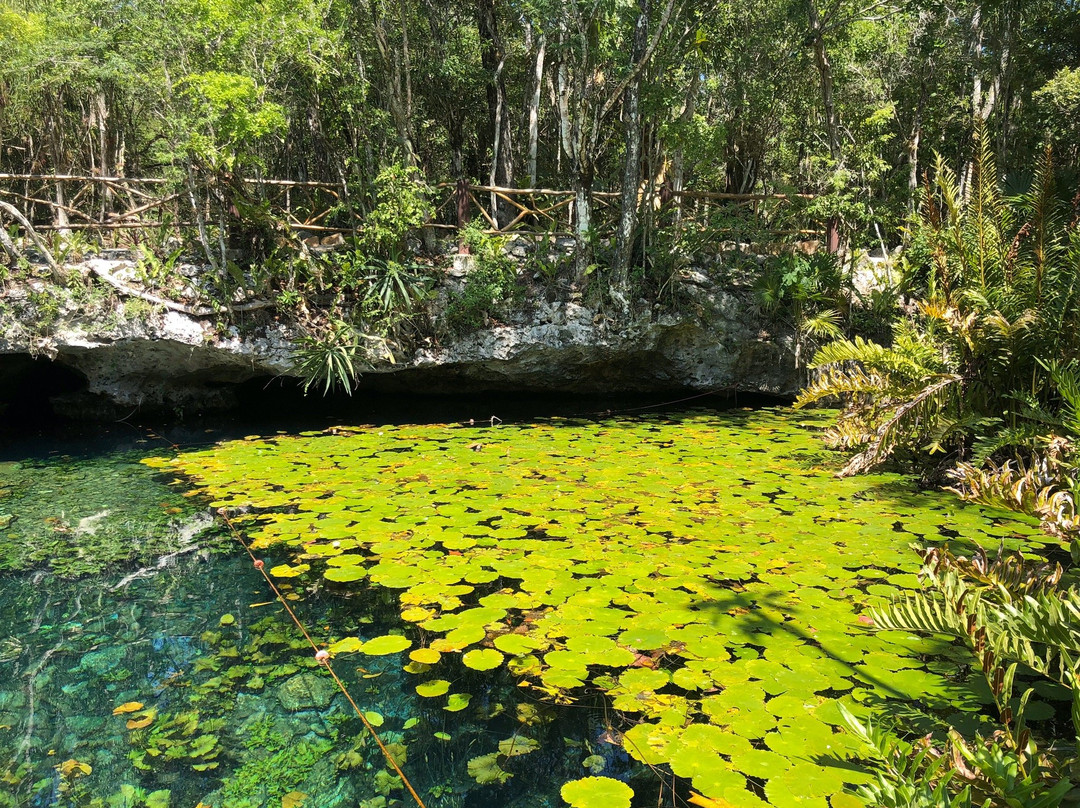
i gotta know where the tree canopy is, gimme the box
[2,0,1076,247]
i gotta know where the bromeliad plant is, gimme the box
[843,542,1080,808]
[796,129,1080,481]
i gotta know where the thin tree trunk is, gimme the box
[93,91,112,219]
[372,3,419,168]
[809,1,840,252]
[908,83,925,200]
[611,0,650,294]
[489,55,506,220]
[478,0,513,224]
[399,0,413,121]
[572,170,593,277]
[527,34,546,188]
[670,71,700,224]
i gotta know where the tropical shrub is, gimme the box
[358,164,434,260]
[843,542,1080,808]
[754,250,845,368]
[292,318,364,396]
[797,131,1080,480]
[446,221,518,333]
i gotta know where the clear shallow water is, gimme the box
[0,552,626,808]
[0,405,1058,808]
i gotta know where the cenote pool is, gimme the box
[0,404,1059,808]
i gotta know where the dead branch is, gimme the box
[0,200,64,282]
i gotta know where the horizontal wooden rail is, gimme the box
[0,173,341,190]
[0,174,820,246]
[0,174,171,184]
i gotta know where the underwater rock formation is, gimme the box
[276,672,336,712]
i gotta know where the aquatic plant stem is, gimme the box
[216,509,429,808]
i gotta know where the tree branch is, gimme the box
[598,0,683,123]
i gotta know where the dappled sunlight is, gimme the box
[150,407,1049,807]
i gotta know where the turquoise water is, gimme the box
[0,404,1055,808]
[0,424,646,808]
[0,549,635,808]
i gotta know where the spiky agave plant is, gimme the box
[293,318,363,396]
[797,128,1080,479]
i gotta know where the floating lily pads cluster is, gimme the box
[148,408,1046,807]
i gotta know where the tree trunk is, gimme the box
[527,33,546,188]
[572,168,593,280]
[611,0,650,293]
[908,87,923,200]
[808,1,840,253]
[93,91,113,219]
[808,2,840,165]
[371,3,419,168]
[670,71,700,224]
[478,0,513,224]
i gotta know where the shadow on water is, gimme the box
[688,580,991,784]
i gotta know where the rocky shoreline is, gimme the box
[0,250,804,418]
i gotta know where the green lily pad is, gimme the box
[416,679,451,697]
[328,637,364,654]
[361,635,412,656]
[462,648,504,671]
[409,648,442,664]
[444,693,472,712]
[560,776,633,808]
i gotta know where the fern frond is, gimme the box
[795,365,893,408]
[838,374,963,476]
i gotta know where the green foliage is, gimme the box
[1035,68,1080,164]
[129,711,225,773]
[359,165,434,260]
[178,72,287,171]
[848,543,1080,808]
[798,131,1080,478]
[135,249,184,292]
[292,318,363,396]
[361,254,431,323]
[755,251,845,366]
[446,222,518,333]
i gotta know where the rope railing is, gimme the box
[216,508,429,808]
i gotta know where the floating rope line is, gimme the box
[216,509,429,808]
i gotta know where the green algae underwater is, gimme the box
[143,406,1058,808]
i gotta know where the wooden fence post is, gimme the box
[456,179,471,254]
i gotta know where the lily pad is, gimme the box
[444,693,472,712]
[409,648,442,664]
[560,776,633,808]
[361,635,412,656]
[416,679,451,697]
[462,648,504,671]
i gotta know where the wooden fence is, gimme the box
[0,173,819,247]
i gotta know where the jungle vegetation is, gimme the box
[1,0,1078,278]
[1,0,1078,389]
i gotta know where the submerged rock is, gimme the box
[76,646,126,676]
[275,672,335,712]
